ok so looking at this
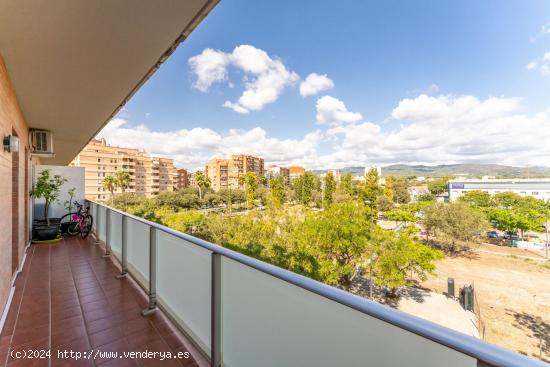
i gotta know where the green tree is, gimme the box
[30,169,67,225]
[427,179,449,196]
[154,189,200,210]
[269,176,286,209]
[385,208,416,225]
[194,171,211,201]
[323,172,336,207]
[494,191,523,208]
[293,171,316,206]
[102,175,117,205]
[422,202,489,252]
[115,170,131,193]
[361,168,382,213]
[339,172,354,199]
[292,202,374,290]
[417,193,435,202]
[393,177,411,204]
[376,195,393,212]
[459,190,492,208]
[240,172,259,209]
[384,176,394,203]
[374,231,443,296]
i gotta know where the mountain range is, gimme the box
[314,164,550,178]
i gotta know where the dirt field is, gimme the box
[421,248,550,362]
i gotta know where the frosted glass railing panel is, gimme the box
[96,205,107,242]
[157,231,212,353]
[91,203,97,232]
[221,257,476,367]
[108,211,123,261]
[126,218,150,288]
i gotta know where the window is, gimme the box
[532,192,539,195]
[98,158,101,162]
[97,173,101,177]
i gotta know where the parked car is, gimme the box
[503,232,521,241]
[486,230,498,239]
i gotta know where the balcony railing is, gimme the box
[87,200,545,367]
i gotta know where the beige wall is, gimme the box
[0,53,29,313]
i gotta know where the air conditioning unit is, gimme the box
[29,129,55,156]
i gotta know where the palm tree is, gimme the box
[115,170,131,193]
[115,170,131,209]
[103,176,117,205]
[194,171,211,201]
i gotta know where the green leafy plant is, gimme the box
[64,187,76,212]
[30,169,67,225]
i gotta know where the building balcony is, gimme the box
[26,201,536,367]
[0,235,207,367]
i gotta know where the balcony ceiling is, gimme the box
[0,0,218,164]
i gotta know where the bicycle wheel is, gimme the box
[80,215,93,239]
[60,212,79,236]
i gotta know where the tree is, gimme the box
[102,176,117,205]
[459,190,492,208]
[374,231,443,296]
[323,171,336,207]
[269,176,286,208]
[293,171,316,206]
[384,176,394,203]
[417,193,435,202]
[361,168,382,213]
[339,172,354,199]
[240,172,259,209]
[194,171,211,201]
[30,169,67,225]
[385,208,416,225]
[376,195,393,212]
[292,202,375,290]
[421,202,489,252]
[494,191,522,209]
[115,170,131,193]
[393,177,410,204]
[427,179,449,196]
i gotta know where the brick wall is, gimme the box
[0,53,29,313]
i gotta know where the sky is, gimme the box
[97,0,550,171]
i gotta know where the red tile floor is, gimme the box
[0,236,209,367]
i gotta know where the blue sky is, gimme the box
[99,0,550,170]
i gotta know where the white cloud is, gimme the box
[315,96,362,125]
[321,94,550,168]
[299,73,334,97]
[99,94,550,170]
[526,61,538,70]
[526,51,550,77]
[189,45,299,113]
[97,118,321,170]
[530,22,550,43]
[188,48,230,92]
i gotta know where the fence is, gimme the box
[87,200,547,367]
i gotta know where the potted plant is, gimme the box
[60,187,76,234]
[30,169,67,240]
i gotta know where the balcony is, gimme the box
[0,235,207,367]
[76,201,543,367]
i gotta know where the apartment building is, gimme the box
[70,138,176,201]
[176,168,189,189]
[288,165,305,180]
[266,165,290,183]
[205,154,264,191]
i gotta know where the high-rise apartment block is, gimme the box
[288,166,305,180]
[70,138,176,201]
[266,165,290,183]
[176,168,189,189]
[205,154,264,191]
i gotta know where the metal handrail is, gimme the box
[87,200,547,367]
